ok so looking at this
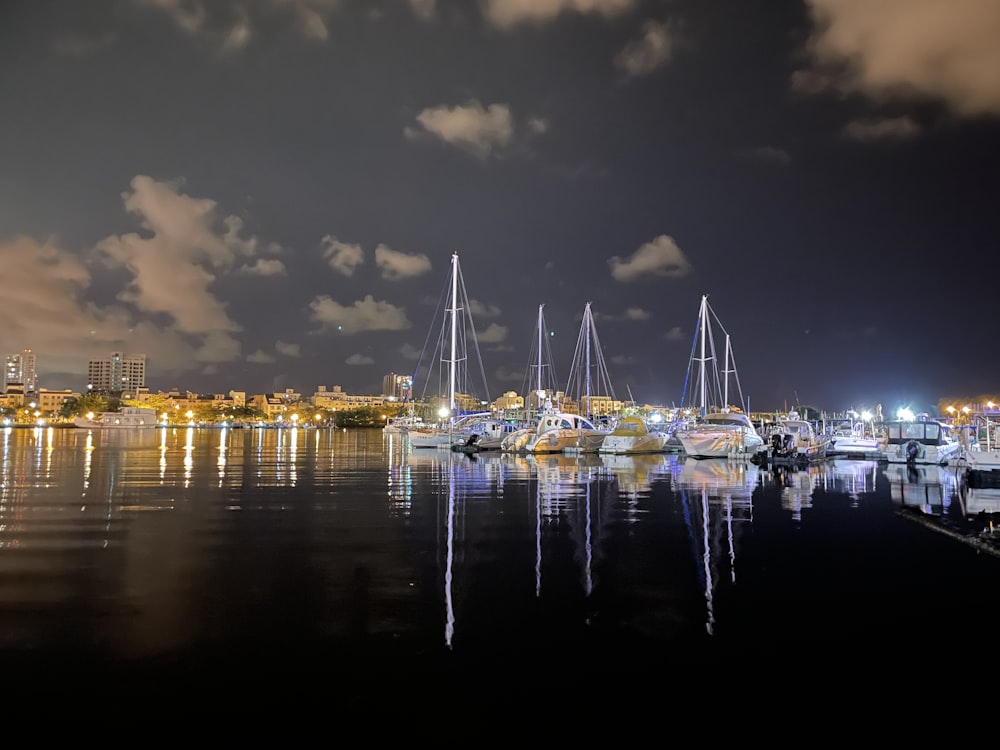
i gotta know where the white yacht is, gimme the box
[761,416,830,464]
[598,415,669,455]
[882,419,962,465]
[676,410,765,459]
[674,295,764,459]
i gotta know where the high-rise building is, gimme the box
[4,348,37,393]
[87,352,146,393]
[381,372,412,401]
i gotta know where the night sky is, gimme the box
[1,0,998,414]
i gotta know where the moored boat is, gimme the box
[883,418,962,465]
[598,414,668,455]
[73,406,158,429]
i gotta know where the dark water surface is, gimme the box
[2,425,998,708]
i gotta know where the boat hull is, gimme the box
[677,428,764,459]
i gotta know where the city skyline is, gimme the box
[2,1,999,413]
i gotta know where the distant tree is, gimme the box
[60,394,109,418]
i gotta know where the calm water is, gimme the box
[2,425,999,695]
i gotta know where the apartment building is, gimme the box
[88,352,146,393]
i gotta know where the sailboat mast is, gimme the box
[723,334,731,409]
[584,303,592,414]
[449,252,458,418]
[698,295,707,417]
[536,304,544,394]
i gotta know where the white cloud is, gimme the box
[664,326,684,341]
[624,307,650,321]
[469,299,501,317]
[610,354,635,366]
[0,236,189,379]
[321,235,365,276]
[308,294,411,333]
[798,0,1000,117]
[494,365,522,382]
[608,234,692,282]
[615,19,674,77]
[484,0,635,29]
[527,117,549,134]
[134,0,340,50]
[408,0,436,20]
[246,349,276,364]
[399,343,421,361]
[375,244,432,279]
[842,116,921,141]
[476,323,508,344]
[93,176,254,347]
[240,258,287,275]
[346,353,375,366]
[408,100,514,159]
[275,340,300,357]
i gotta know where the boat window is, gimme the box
[903,423,925,439]
[925,423,940,440]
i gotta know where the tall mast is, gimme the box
[449,252,458,418]
[698,295,707,416]
[536,304,544,394]
[584,303,592,412]
[723,334,731,409]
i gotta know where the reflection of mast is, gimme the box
[532,456,601,599]
[444,457,455,648]
[535,473,542,597]
[677,460,756,635]
[700,489,714,635]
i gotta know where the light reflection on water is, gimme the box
[0,426,998,678]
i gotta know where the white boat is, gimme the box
[73,406,158,429]
[549,302,615,453]
[883,419,963,465]
[676,411,764,459]
[505,302,615,454]
[760,415,830,464]
[961,449,1000,473]
[502,304,564,453]
[407,252,492,448]
[598,414,669,454]
[383,413,423,434]
[522,410,607,454]
[826,419,884,459]
[674,295,764,459]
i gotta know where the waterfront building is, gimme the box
[4,348,37,393]
[87,352,146,393]
[251,389,304,420]
[381,372,412,402]
[311,385,386,412]
[36,388,81,414]
[494,391,525,413]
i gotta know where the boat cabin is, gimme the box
[885,420,954,447]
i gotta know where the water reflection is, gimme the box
[599,453,671,503]
[883,462,962,515]
[673,458,757,634]
[817,459,879,503]
[1,428,998,674]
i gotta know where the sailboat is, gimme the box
[674,295,764,459]
[525,302,614,455]
[501,304,566,453]
[407,253,494,448]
